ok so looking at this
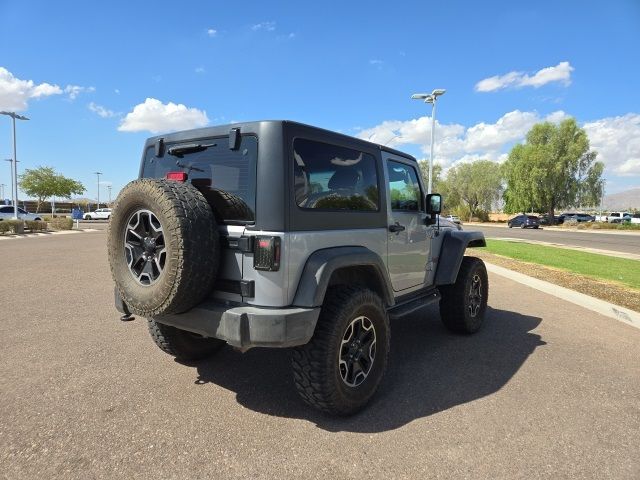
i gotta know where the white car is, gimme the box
[84,208,112,220]
[0,205,43,221]
[445,215,462,225]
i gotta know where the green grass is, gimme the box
[481,239,640,290]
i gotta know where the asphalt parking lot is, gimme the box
[1,230,639,479]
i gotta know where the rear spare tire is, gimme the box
[108,179,220,317]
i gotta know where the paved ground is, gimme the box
[467,224,640,256]
[1,231,639,479]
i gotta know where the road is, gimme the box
[467,224,640,256]
[1,231,639,479]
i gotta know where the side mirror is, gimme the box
[425,193,442,214]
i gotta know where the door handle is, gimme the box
[388,223,406,233]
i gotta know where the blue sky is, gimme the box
[1,0,639,202]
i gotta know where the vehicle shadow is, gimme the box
[192,306,545,433]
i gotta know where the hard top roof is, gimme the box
[144,120,417,163]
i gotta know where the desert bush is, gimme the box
[49,217,73,230]
[25,220,48,232]
[0,220,24,234]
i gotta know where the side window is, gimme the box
[293,138,379,211]
[18,208,27,214]
[0,206,11,213]
[386,161,422,211]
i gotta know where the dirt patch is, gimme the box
[469,249,640,313]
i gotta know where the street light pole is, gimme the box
[1,111,29,219]
[3,159,12,205]
[94,172,102,209]
[107,185,112,205]
[411,89,446,194]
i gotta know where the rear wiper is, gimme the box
[167,143,216,158]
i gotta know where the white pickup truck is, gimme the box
[597,212,640,224]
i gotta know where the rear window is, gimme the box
[142,135,257,223]
[293,138,379,211]
[527,216,538,220]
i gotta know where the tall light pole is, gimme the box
[0,183,5,200]
[107,185,112,205]
[94,172,102,209]
[1,111,29,219]
[3,159,12,205]
[411,89,446,194]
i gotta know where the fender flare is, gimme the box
[292,246,395,308]
[435,230,486,286]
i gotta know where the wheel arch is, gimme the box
[292,246,394,308]
[434,230,486,286]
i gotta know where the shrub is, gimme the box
[25,220,48,232]
[49,217,73,230]
[0,219,24,234]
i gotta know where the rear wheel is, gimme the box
[291,286,389,415]
[147,319,224,361]
[439,256,488,334]
[84,214,91,220]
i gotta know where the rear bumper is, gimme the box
[154,301,320,350]
[115,290,320,350]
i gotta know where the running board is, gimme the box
[387,288,440,320]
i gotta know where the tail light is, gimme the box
[166,171,188,182]
[254,236,281,271]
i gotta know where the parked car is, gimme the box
[438,215,463,231]
[606,212,640,224]
[508,214,540,229]
[445,215,462,225]
[562,213,595,222]
[84,208,112,220]
[539,214,564,225]
[0,205,43,221]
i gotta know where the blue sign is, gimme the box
[71,208,84,220]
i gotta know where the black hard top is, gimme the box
[143,120,417,163]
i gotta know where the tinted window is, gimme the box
[142,135,257,223]
[293,138,378,211]
[527,216,538,220]
[0,206,12,213]
[387,161,422,211]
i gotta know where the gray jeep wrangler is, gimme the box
[108,120,488,415]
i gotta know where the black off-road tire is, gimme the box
[439,256,488,334]
[147,319,224,361]
[108,179,220,317]
[291,286,390,416]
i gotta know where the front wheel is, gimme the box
[84,214,91,220]
[291,286,390,415]
[147,319,224,361]
[439,256,488,334]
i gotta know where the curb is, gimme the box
[485,262,640,331]
[0,228,99,241]
[483,237,640,261]
[468,222,640,236]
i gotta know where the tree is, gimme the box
[444,160,503,221]
[19,166,86,213]
[503,118,603,222]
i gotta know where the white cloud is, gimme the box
[207,28,217,37]
[583,114,640,176]
[118,98,209,134]
[357,110,570,168]
[0,67,63,110]
[475,61,574,92]
[115,89,120,94]
[64,85,95,100]
[251,21,276,31]
[88,102,117,118]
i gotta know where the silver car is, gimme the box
[0,205,43,221]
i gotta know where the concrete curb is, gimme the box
[469,222,640,236]
[0,228,99,241]
[485,262,640,331]
[484,237,640,261]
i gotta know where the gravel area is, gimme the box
[470,250,640,313]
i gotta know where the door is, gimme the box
[385,158,430,292]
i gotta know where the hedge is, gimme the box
[0,220,23,234]
[49,217,74,230]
